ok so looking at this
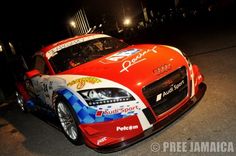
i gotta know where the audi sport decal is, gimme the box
[162,79,185,98]
[58,89,145,124]
[95,105,139,117]
[156,93,162,102]
[120,46,158,73]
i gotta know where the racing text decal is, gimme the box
[120,46,157,73]
[46,34,110,59]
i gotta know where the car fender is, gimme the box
[55,88,97,124]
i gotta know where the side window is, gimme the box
[34,56,49,74]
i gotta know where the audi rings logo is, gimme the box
[153,64,171,75]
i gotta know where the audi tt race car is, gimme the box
[15,34,206,153]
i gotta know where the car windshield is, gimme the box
[48,36,128,73]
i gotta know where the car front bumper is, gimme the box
[80,83,206,153]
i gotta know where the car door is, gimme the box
[26,55,51,107]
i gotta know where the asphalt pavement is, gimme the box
[1,16,236,156]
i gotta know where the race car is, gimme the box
[15,33,206,153]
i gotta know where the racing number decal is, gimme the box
[43,83,48,93]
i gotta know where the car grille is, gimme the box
[143,66,188,115]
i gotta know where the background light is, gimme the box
[123,18,131,26]
[70,21,76,28]
[0,45,3,52]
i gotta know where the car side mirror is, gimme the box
[26,69,41,78]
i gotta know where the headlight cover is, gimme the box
[78,88,135,106]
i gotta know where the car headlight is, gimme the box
[78,88,135,106]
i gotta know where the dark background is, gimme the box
[1,0,236,55]
[0,0,78,53]
[0,0,236,100]
[0,1,236,155]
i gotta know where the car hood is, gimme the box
[60,44,188,89]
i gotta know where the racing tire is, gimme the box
[55,96,84,145]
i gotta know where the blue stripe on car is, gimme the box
[57,89,131,124]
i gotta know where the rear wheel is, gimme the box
[56,97,84,145]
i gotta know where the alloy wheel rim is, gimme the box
[16,91,25,111]
[57,102,78,140]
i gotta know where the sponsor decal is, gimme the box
[59,89,138,124]
[156,93,162,102]
[97,137,107,145]
[67,77,102,89]
[116,125,139,131]
[96,105,139,117]
[46,34,110,59]
[162,80,185,98]
[120,46,157,73]
[101,48,140,64]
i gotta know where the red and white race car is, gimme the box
[15,34,206,152]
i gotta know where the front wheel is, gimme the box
[56,97,84,145]
[15,91,27,113]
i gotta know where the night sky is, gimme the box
[0,0,137,56]
[1,0,235,56]
[0,0,80,55]
[0,0,138,55]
